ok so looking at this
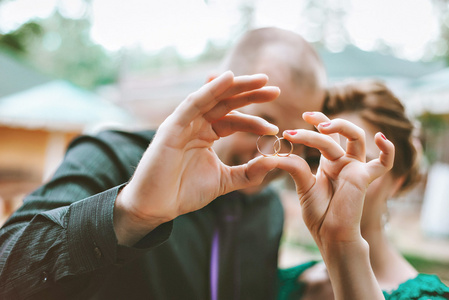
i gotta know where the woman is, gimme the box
[278,80,449,299]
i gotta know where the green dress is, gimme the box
[278,261,449,300]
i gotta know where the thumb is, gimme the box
[224,155,314,194]
[224,156,280,192]
[274,155,315,194]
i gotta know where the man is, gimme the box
[0,27,326,299]
[213,27,326,193]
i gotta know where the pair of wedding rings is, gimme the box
[256,135,294,157]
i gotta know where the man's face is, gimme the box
[213,75,325,194]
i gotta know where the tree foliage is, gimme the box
[0,6,116,89]
[2,0,449,89]
[0,22,43,53]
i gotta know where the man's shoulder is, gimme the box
[69,129,155,149]
[96,129,156,144]
[65,129,157,164]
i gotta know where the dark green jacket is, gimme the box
[0,130,284,299]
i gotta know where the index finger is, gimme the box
[302,112,340,144]
[317,118,366,162]
[173,72,270,126]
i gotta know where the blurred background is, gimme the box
[1,0,449,283]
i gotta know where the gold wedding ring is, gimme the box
[274,137,294,157]
[256,135,293,157]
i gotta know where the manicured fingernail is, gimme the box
[285,130,298,135]
[381,133,387,140]
[320,122,331,128]
[304,112,314,116]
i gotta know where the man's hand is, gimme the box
[114,71,281,246]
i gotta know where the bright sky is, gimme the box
[0,0,441,60]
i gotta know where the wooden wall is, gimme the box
[0,126,79,224]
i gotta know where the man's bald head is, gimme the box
[213,27,327,194]
[220,27,327,95]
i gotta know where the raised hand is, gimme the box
[280,111,395,246]
[114,71,281,245]
[276,111,395,300]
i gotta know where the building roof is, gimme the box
[0,49,51,98]
[404,68,449,115]
[0,80,135,131]
[318,45,445,80]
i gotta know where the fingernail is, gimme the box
[381,133,387,140]
[266,123,278,130]
[320,122,331,128]
[304,112,314,116]
[285,130,298,135]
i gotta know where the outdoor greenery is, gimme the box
[418,113,449,164]
[1,0,449,89]
[0,10,118,89]
[0,0,232,89]
[3,0,449,90]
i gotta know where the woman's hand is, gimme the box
[114,71,282,245]
[278,111,395,246]
[278,111,395,300]
[281,111,394,245]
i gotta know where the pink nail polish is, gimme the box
[304,112,314,116]
[285,130,298,135]
[320,122,331,128]
[381,133,387,140]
